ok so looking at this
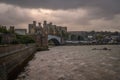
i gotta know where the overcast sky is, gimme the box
[0,0,120,31]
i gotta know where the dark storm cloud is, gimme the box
[0,0,120,19]
[0,0,120,31]
[0,4,32,27]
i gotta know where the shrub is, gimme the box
[16,35,35,44]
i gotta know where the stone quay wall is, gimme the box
[0,44,36,80]
[0,44,26,54]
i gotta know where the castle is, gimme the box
[28,21,67,47]
[29,21,67,37]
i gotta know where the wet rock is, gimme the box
[41,59,44,61]
[92,47,111,50]
[58,75,66,80]
[58,77,65,80]
[102,47,111,50]
[92,48,97,50]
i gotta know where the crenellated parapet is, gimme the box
[29,20,67,37]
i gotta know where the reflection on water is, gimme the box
[16,45,120,80]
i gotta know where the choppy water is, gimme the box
[16,45,120,80]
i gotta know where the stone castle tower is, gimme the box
[28,21,48,48]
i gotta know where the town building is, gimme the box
[15,29,27,35]
[67,31,120,44]
[0,26,16,44]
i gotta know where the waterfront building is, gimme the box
[15,29,27,35]
[0,26,16,44]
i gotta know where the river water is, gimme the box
[16,45,120,80]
